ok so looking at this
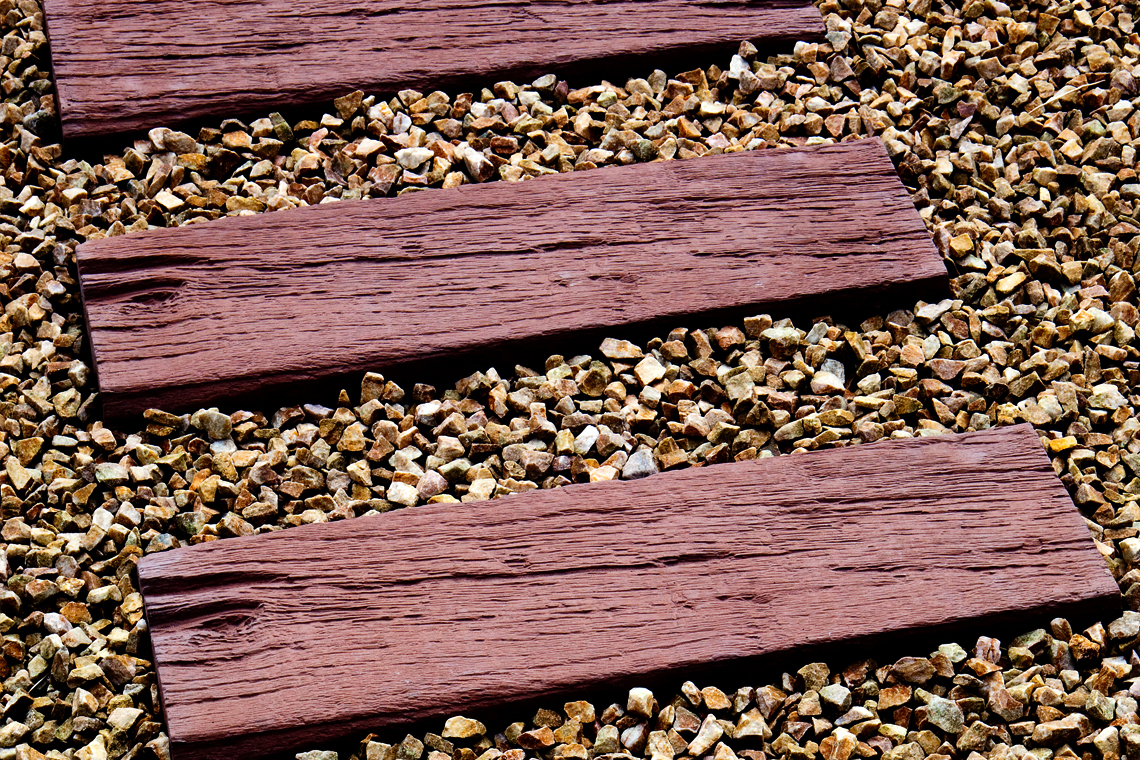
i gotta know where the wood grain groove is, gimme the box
[138,424,1119,760]
[77,138,948,420]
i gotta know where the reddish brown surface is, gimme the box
[77,139,947,420]
[42,0,824,143]
[138,424,1118,760]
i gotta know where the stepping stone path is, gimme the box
[76,137,945,420]
[42,0,825,143]
[12,2,1124,759]
[138,425,1117,760]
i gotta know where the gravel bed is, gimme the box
[334,617,1140,760]
[0,0,1138,757]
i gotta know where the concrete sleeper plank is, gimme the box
[42,0,825,144]
[138,424,1120,760]
[77,138,948,420]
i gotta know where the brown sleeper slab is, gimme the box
[138,424,1119,760]
[77,138,948,420]
[43,0,824,144]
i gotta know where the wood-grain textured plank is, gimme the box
[77,138,948,420]
[43,0,824,144]
[139,424,1119,760]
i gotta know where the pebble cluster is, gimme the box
[0,0,1136,755]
